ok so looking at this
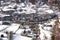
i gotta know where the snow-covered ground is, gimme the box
[39,19,60,40]
[0,20,57,40]
[5,23,20,33]
[13,34,32,40]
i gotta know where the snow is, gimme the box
[0,21,2,25]
[16,29,24,34]
[38,8,54,14]
[2,38,7,40]
[0,32,7,37]
[2,8,15,11]
[13,35,32,40]
[59,18,60,22]
[39,24,52,40]
[20,3,25,7]
[0,19,56,40]
[8,3,17,8]
[41,4,50,8]
[38,4,54,14]
[0,26,31,40]
[0,33,32,40]
[0,14,10,17]
[45,9,54,14]
[43,27,52,31]
[0,25,9,31]
[0,1,60,40]
[5,23,20,33]
[44,20,55,26]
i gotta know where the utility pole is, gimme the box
[57,0,60,11]
[8,31,13,40]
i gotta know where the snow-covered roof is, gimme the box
[0,14,10,17]
[41,4,50,8]
[45,9,54,14]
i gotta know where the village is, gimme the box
[0,0,60,40]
